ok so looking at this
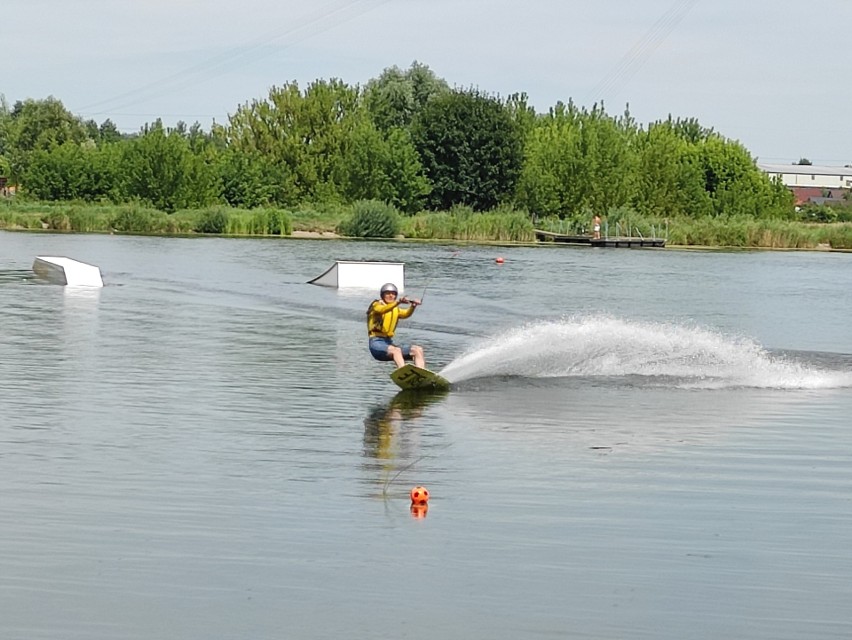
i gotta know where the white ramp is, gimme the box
[33,256,104,287]
[308,261,404,291]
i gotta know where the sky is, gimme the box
[2,0,850,165]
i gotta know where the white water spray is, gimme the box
[438,316,852,390]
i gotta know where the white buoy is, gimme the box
[33,256,104,287]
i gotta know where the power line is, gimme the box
[587,0,699,107]
[75,0,391,117]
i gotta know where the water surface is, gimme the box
[1,231,851,639]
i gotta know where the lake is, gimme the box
[2,231,851,640]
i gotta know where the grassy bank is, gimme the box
[536,212,852,250]
[0,201,293,237]
[2,199,850,249]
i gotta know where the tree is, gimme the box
[217,147,280,209]
[226,79,361,204]
[98,119,122,144]
[699,136,793,218]
[0,96,9,176]
[516,101,637,218]
[633,120,712,218]
[2,97,88,182]
[121,120,219,211]
[411,88,523,211]
[20,138,125,202]
[666,115,714,144]
[363,61,449,132]
[504,92,539,144]
[339,120,430,213]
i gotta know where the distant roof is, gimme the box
[758,163,852,176]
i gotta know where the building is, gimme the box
[758,163,852,205]
[758,163,852,189]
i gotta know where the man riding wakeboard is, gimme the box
[366,282,425,369]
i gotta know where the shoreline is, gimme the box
[3,226,850,253]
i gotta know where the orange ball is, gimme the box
[410,486,430,505]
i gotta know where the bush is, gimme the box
[195,207,230,234]
[797,203,839,223]
[337,199,400,238]
[110,203,170,233]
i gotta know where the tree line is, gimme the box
[0,62,794,221]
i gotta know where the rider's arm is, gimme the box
[398,301,417,318]
[371,299,400,313]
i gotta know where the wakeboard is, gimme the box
[390,364,451,391]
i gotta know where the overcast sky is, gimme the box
[2,0,849,165]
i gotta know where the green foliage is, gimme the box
[192,206,294,236]
[0,72,815,242]
[666,116,715,144]
[337,199,401,238]
[402,204,535,241]
[796,202,852,223]
[226,79,361,204]
[517,102,638,218]
[110,202,172,233]
[363,61,450,131]
[698,137,794,219]
[252,208,293,235]
[665,215,822,248]
[1,97,89,182]
[20,141,123,202]
[632,121,712,218]
[195,207,230,234]
[411,88,523,211]
[122,120,220,212]
[217,148,278,208]
[815,223,852,249]
[505,93,539,145]
[97,119,123,144]
[289,201,349,232]
[379,127,432,214]
[339,121,430,213]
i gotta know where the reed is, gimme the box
[289,202,350,233]
[665,215,824,249]
[0,201,292,237]
[402,205,535,242]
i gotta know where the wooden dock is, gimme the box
[535,230,666,248]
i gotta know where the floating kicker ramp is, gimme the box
[32,256,104,287]
[308,261,404,290]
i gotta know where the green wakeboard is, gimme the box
[390,364,451,391]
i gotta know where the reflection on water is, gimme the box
[447,377,823,453]
[0,268,36,284]
[63,285,102,303]
[362,390,449,502]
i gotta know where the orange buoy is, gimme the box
[495,256,505,264]
[410,485,430,505]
